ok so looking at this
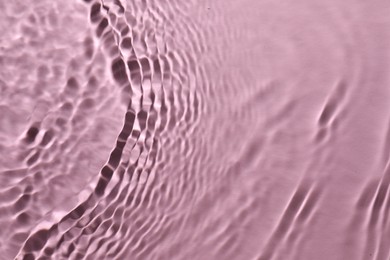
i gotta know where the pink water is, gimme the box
[1,0,390,259]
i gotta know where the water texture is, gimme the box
[0,0,390,259]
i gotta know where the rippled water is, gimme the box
[1,0,390,259]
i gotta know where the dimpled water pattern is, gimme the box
[1,0,390,260]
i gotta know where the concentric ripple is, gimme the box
[1,0,390,260]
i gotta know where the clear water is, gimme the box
[1,0,390,259]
